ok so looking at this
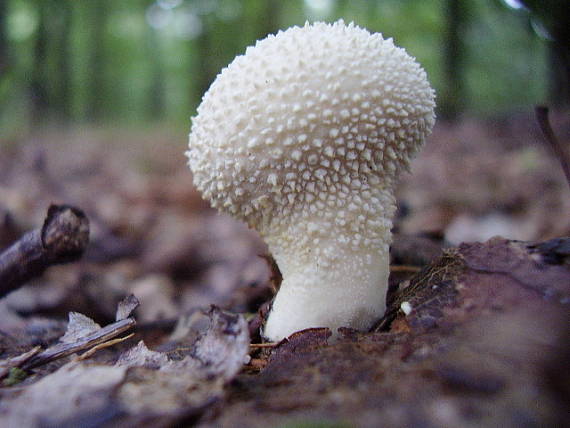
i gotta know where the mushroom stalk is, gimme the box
[187,21,436,342]
[263,190,394,340]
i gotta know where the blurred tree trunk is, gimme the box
[195,0,283,99]
[53,1,72,121]
[544,10,570,107]
[30,0,73,125]
[87,0,107,122]
[365,0,378,30]
[0,0,8,78]
[141,0,164,120]
[548,42,570,107]
[257,0,280,40]
[30,0,49,125]
[519,0,570,107]
[241,0,281,43]
[441,0,467,120]
[336,0,349,13]
[146,26,165,121]
[196,15,214,100]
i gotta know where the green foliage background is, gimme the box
[0,0,549,136]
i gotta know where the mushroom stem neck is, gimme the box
[262,238,390,341]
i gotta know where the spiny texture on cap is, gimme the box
[187,20,435,341]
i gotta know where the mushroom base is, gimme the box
[263,247,389,341]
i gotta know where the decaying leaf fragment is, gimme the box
[2,361,128,426]
[59,312,102,344]
[117,307,250,415]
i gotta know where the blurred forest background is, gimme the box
[1,2,569,425]
[0,0,569,248]
[0,0,568,137]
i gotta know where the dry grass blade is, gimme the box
[74,333,135,362]
[249,342,278,348]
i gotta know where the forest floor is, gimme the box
[0,110,568,427]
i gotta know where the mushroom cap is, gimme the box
[187,20,435,233]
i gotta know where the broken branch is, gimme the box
[0,204,89,298]
[21,317,136,371]
[0,346,42,380]
[535,106,570,190]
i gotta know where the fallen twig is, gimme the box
[0,204,89,298]
[21,317,136,371]
[535,106,570,190]
[0,346,42,380]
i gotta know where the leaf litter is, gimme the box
[0,116,568,427]
[0,305,249,426]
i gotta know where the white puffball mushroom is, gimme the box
[187,21,436,341]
